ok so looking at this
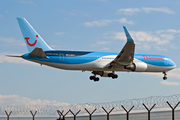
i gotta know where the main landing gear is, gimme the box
[108,73,118,79]
[163,72,167,80]
[89,75,99,82]
[89,71,118,82]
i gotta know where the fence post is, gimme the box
[57,110,64,120]
[30,110,37,120]
[121,105,134,120]
[167,101,180,120]
[57,110,69,120]
[69,109,81,120]
[5,111,12,120]
[85,108,97,120]
[102,107,114,120]
[143,103,156,120]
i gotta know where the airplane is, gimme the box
[8,18,176,82]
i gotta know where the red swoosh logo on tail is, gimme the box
[25,35,38,47]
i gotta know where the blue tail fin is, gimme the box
[17,18,52,52]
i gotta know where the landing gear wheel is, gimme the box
[112,74,118,79]
[108,73,113,77]
[94,77,99,82]
[90,76,95,80]
[89,75,99,82]
[163,76,167,80]
[162,72,167,80]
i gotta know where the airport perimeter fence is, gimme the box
[1,110,180,120]
[1,94,180,120]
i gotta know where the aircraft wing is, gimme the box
[107,26,135,68]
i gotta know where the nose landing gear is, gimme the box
[163,72,167,80]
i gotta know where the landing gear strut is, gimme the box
[163,72,167,80]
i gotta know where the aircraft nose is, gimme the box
[170,60,176,68]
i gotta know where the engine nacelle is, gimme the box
[134,62,147,72]
[125,62,147,72]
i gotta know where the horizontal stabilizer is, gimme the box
[29,47,48,59]
[6,55,22,58]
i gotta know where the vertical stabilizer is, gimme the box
[17,18,52,52]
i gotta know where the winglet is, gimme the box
[123,26,134,43]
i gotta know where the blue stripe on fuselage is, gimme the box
[22,51,176,67]
[22,51,117,64]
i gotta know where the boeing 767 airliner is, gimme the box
[8,18,176,82]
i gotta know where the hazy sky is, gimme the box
[1,0,180,106]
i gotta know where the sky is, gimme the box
[1,0,180,107]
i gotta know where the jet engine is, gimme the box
[125,62,147,72]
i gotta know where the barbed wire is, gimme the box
[0,94,180,115]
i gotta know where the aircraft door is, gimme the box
[97,56,101,62]
[59,54,64,61]
[164,58,168,65]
